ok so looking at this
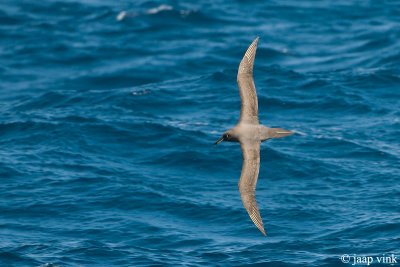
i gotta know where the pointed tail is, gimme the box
[269,128,294,139]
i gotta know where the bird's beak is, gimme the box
[214,136,224,145]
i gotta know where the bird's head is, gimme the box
[214,129,238,144]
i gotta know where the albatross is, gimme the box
[215,37,293,236]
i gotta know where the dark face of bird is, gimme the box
[214,130,237,144]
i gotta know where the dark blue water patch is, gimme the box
[1,0,400,266]
[0,10,26,26]
[0,163,22,178]
[0,249,41,267]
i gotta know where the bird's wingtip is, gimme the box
[254,36,260,44]
[260,227,267,236]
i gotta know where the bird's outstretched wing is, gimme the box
[237,37,259,125]
[238,140,266,236]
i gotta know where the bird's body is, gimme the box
[215,37,293,236]
[221,124,289,143]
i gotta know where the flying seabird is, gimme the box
[215,37,293,236]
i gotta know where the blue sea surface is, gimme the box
[1,1,399,266]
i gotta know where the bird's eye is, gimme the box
[225,134,230,138]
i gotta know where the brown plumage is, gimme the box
[215,37,294,236]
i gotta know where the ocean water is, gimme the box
[1,0,399,266]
